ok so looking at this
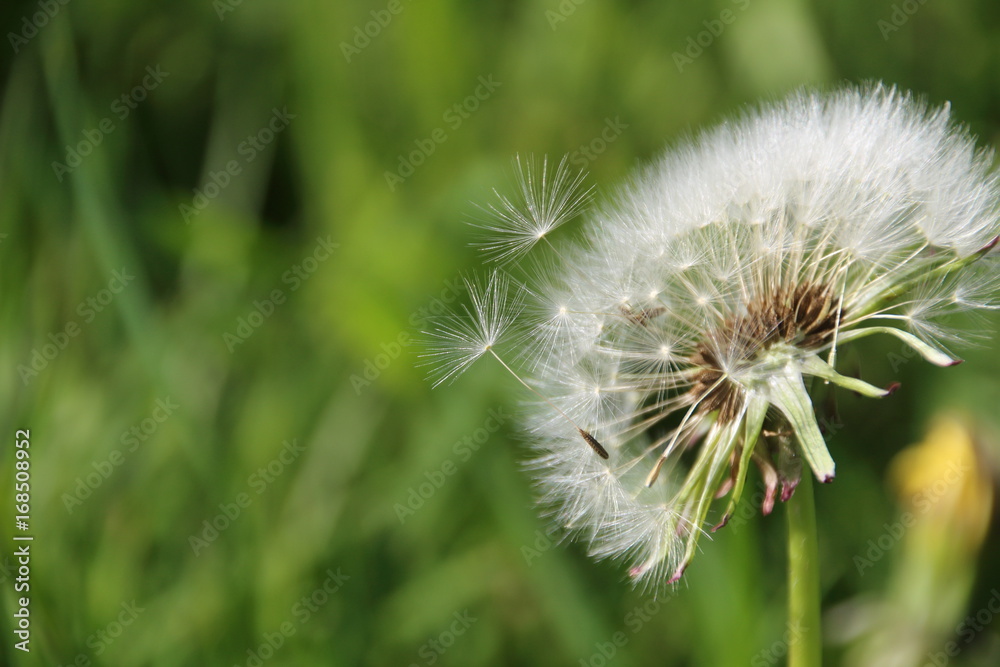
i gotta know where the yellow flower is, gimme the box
[889,415,992,550]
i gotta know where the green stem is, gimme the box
[786,471,822,666]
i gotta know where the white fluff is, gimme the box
[428,84,1000,587]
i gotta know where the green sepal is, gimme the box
[767,366,836,483]
[800,354,891,397]
[669,417,743,582]
[713,394,769,531]
[834,326,960,367]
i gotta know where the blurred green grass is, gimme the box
[2,0,1000,665]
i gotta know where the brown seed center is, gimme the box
[689,282,843,422]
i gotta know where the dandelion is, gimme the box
[426,84,1000,596]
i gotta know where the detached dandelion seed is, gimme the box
[471,154,593,264]
[426,84,1000,589]
[422,271,523,387]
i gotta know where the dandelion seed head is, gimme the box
[428,83,1000,586]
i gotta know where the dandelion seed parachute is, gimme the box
[428,84,1000,586]
[423,271,524,387]
[470,154,594,264]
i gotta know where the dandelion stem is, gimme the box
[786,471,822,667]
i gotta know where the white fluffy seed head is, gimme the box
[428,84,1000,587]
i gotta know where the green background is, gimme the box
[2,0,1000,665]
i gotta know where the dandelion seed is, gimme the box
[429,84,1000,586]
[471,154,593,264]
[422,271,523,387]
